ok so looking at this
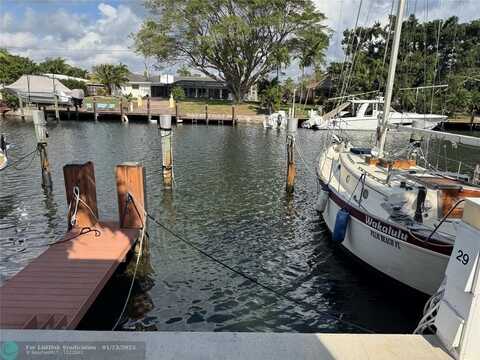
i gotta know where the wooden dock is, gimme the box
[0,162,146,330]
[0,223,137,329]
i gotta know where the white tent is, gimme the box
[5,75,73,104]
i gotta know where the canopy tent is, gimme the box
[4,75,73,104]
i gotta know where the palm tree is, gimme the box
[92,64,129,95]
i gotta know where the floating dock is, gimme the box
[0,223,137,330]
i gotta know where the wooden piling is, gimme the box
[285,117,298,194]
[232,105,236,125]
[75,105,79,121]
[147,96,151,122]
[120,98,124,122]
[205,104,209,125]
[54,95,60,122]
[160,115,173,188]
[18,96,25,120]
[32,110,52,191]
[93,98,98,121]
[175,103,179,123]
[63,161,99,230]
[67,106,71,120]
[116,163,146,229]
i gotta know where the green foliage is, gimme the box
[92,64,130,95]
[171,85,186,100]
[37,57,88,78]
[0,90,19,110]
[135,0,329,103]
[177,65,192,77]
[0,49,38,84]
[59,79,88,93]
[325,16,480,115]
[259,79,282,113]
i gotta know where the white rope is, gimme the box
[112,192,147,330]
[70,186,99,226]
[413,277,446,334]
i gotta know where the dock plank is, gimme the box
[0,221,138,329]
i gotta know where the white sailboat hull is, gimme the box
[321,192,449,295]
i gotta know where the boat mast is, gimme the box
[377,0,406,158]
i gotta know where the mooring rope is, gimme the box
[128,194,375,333]
[1,148,38,171]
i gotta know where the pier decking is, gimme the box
[0,222,138,330]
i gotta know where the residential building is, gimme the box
[120,73,258,101]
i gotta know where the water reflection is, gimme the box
[1,118,478,333]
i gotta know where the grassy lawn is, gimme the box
[177,99,260,116]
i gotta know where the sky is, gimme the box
[1,0,479,77]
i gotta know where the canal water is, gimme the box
[1,119,478,333]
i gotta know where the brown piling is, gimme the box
[160,115,173,188]
[33,110,52,191]
[63,161,99,230]
[120,98,124,122]
[285,117,298,194]
[93,97,98,121]
[205,104,209,125]
[116,163,146,228]
[147,96,151,122]
[232,105,236,125]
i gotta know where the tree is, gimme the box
[134,0,328,103]
[0,49,38,84]
[171,85,186,100]
[59,79,88,93]
[38,57,88,78]
[177,65,192,77]
[91,64,129,95]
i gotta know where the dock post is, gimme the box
[175,103,179,123]
[116,163,146,229]
[75,104,79,121]
[285,117,298,194]
[160,115,173,188]
[232,105,236,126]
[54,95,60,122]
[18,96,25,120]
[205,104,208,125]
[93,98,98,121]
[33,110,53,192]
[63,161,99,230]
[67,106,71,120]
[120,98,124,122]
[147,96,151,122]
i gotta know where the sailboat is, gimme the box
[316,0,480,295]
[0,134,9,170]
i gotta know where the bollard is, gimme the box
[116,163,146,229]
[63,161,99,230]
[33,110,53,191]
[285,117,298,194]
[160,115,173,188]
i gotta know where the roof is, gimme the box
[127,73,149,83]
[5,75,71,94]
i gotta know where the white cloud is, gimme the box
[1,0,478,76]
[0,3,145,73]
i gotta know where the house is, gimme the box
[120,73,258,101]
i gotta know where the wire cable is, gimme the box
[1,148,38,171]
[145,211,375,333]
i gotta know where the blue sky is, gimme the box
[1,0,479,77]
